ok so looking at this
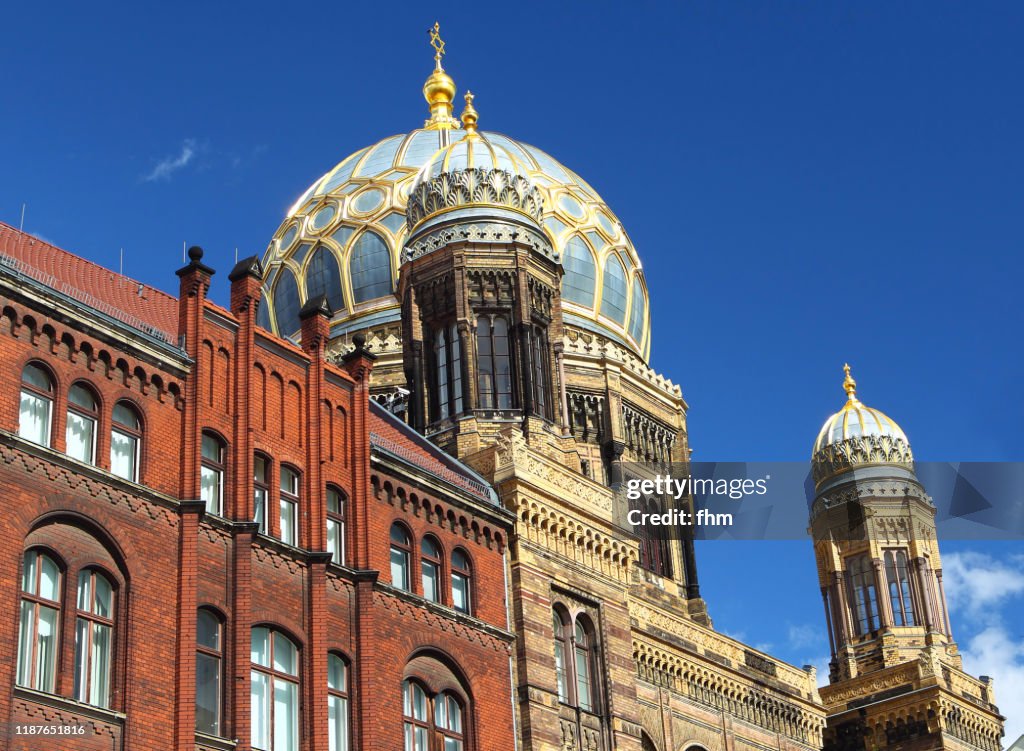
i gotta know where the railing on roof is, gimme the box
[369,431,491,501]
[0,251,173,344]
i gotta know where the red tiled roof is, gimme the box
[368,402,495,504]
[0,222,179,344]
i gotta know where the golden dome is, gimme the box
[811,365,913,482]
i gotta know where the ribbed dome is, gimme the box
[811,366,913,483]
[259,126,651,360]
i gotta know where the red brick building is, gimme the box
[0,221,515,751]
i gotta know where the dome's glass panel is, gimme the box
[319,148,369,196]
[586,232,605,255]
[331,225,355,249]
[628,276,645,343]
[380,212,406,235]
[274,268,301,337]
[400,131,442,166]
[310,204,336,231]
[544,217,568,240]
[447,141,469,172]
[562,236,597,308]
[350,231,393,303]
[483,133,535,166]
[293,243,314,267]
[559,194,585,219]
[280,225,298,252]
[354,135,403,178]
[353,188,384,214]
[306,246,345,314]
[596,212,616,238]
[600,255,628,324]
[523,145,574,184]
[257,297,273,331]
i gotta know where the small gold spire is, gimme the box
[843,363,858,401]
[461,91,479,135]
[422,22,459,131]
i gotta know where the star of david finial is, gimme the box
[429,22,446,68]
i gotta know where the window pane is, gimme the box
[575,645,592,711]
[77,570,91,611]
[280,467,298,495]
[422,560,439,602]
[391,548,409,590]
[110,429,138,480]
[274,678,299,751]
[329,695,349,751]
[251,627,271,667]
[349,231,393,302]
[22,550,38,595]
[390,524,409,545]
[274,268,301,336]
[201,466,222,515]
[201,433,222,461]
[412,683,427,721]
[452,573,469,613]
[36,605,58,693]
[22,363,52,390]
[113,402,140,429]
[562,236,597,307]
[90,622,111,707]
[38,554,60,601]
[93,573,112,618]
[74,618,88,702]
[198,609,220,650]
[254,487,267,533]
[66,411,96,463]
[628,276,646,343]
[554,640,567,702]
[196,651,221,735]
[19,391,51,445]
[69,384,95,409]
[306,245,345,314]
[600,255,628,324]
[280,499,296,546]
[251,670,270,750]
[273,632,298,676]
[328,654,347,692]
[327,518,342,564]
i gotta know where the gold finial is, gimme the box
[843,363,858,401]
[429,22,446,70]
[461,91,479,135]
[422,22,458,130]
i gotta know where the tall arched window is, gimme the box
[74,569,114,708]
[254,454,270,534]
[390,523,411,591]
[201,432,227,516]
[403,680,430,751]
[431,324,463,421]
[529,326,551,419]
[573,619,594,712]
[19,362,53,446]
[306,245,345,313]
[251,627,300,751]
[421,536,442,603]
[562,236,597,307]
[600,255,628,324]
[848,555,880,635]
[196,608,223,736]
[628,276,646,345]
[66,383,98,464]
[451,549,471,615]
[885,550,917,627]
[476,316,513,410]
[16,550,61,693]
[435,692,465,751]
[349,231,393,303]
[328,654,350,751]
[552,609,568,703]
[110,401,142,481]
[279,466,300,546]
[327,487,346,565]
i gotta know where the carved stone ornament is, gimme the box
[811,434,914,483]
[403,220,556,263]
[406,167,545,229]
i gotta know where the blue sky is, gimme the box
[2,1,1021,741]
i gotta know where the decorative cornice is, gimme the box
[402,220,555,264]
[811,434,914,484]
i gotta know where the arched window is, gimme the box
[451,549,471,614]
[403,680,430,751]
[552,608,599,713]
[848,555,880,635]
[110,400,142,481]
[66,383,98,464]
[19,362,53,446]
[421,536,442,603]
[885,550,917,627]
[600,255,628,324]
[327,487,346,565]
[279,466,300,546]
[201,432,227,516]
[435,691,465,751]
[628,276,646,344]
[573,619,595,712]
[562,236,597,307]
[74,568,114,708]
[349,231,393,303]
[196,608,223,736]
[476,316,513,410]
[430,324,463,421]
[274,268,301,337]
[16,550,61,693]
[254,454,270,534]
[251,627,299,751]
[328,654,350,751]
[306,245,345,314]
[390,523,411,591]
[552,609,568,703]
[529,325,551,419]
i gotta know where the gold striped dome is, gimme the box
[259,127,651,360]
[812,365,910,457]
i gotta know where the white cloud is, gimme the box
[943,551,1024,744]
[788,622,824,650]
[143,139,197,182]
